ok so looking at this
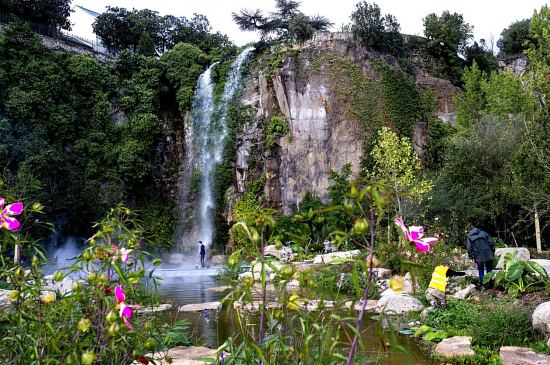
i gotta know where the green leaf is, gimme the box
[506,262,524,281]
[482,270,495,285]
[424,330,448,342]
[528,261,548,278]
[414,324,433,337]
[507,285,519,297]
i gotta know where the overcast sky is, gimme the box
[74,0,547,49]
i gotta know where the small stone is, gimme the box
[375,294,424,315]
[344,299,378,311]
[135,304,173,314]
[434,336,475,358]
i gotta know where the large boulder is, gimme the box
[43,275,75,295]
[499,346,550,365]
[530,259,550,277]
[434,336,475,358]
[264,245,297,262]
[495,248,530,269]
[532,301,550,336]
[375,293,424,315]
[313,250,360,264]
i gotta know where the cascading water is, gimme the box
[177,47,255,254]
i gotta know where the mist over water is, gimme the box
[176,47,255,254]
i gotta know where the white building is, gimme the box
[62,3,109,54]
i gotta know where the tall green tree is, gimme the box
[349,1,404,56]
[0,0,71,30]
[498,18,534,55]
[232,0,332,43]
[423,11,473,83]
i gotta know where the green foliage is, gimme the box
[288,13,315,44]
[0,207,188,364]
[366,127,432,216]
[93,8,234,55]
[232,0,332,43]
[464,41,498,74]
[483,252,547,295]
[426,117,456,169]
[349,1,405,56]
[379,64,434,136]
[137,197,177,253]
[160,42,210,111]
[425,301,480,332]
[0,0,71,30]
[265,115,289,150]
[430,117,521,230]
[471,304,535,349]
[423,11,473,83]
[498,18,533,55]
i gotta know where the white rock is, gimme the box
[434,336,475,357]
[530,259,550,277]
[135,304,173,314]
[42,276,75,295]
[495,248,530,269]
[312,250,360,264]
[452,284,476,300]
[132,346,218,365]
[344,299,378,311]
[375,293,424,315]
[499,346,550,365]
[178,302,221,312]
[532,301,550,336]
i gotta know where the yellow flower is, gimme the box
[41,292,55,303]
[390,275,404,294]
[78,318,92,333]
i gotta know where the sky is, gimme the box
[73,0,547,49]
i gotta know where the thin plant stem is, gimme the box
[345,208,376,365]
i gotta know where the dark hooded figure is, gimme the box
[199,241,206,268]
[466,226,495,285]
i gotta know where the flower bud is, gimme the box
[32,255,40,268]
[81,351,96,365]
[53,270,64,282]
[353,219,368,235]
[108,322,120,336]
[78,318,91,333]
[144,338,156,351]
[152,258,162,266]
[106,310,117,324]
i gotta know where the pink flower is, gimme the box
[114,285,133,328]
[0,197,23,231]
[394,217,438,252]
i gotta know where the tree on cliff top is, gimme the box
[498,18,534,56]
[349,1,404,56]
[0,0,72,30]
[423,11,473,84]
[232,0,332,43]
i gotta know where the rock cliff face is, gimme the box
[231,31,458,218]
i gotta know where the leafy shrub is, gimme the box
[425,300,480,332]
[471,304,535,349]
[483,252,548,296]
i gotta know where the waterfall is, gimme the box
[177,47,255,254]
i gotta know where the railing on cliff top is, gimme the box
[0,10,115,57]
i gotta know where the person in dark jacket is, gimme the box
[199,241,206,268]
[466,226,495,285]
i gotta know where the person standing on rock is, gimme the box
[466,225,495,286]
[199,241,206,268]
[425,262,466,307]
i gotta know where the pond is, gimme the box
[156,265,435,365]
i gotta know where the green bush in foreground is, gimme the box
[471,304,535,349]
[425,300,480,333]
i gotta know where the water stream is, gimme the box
[176,47,255,253]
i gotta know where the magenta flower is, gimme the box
[0,197,23,231]
[114,285,133,328]
[394,217,438,252]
